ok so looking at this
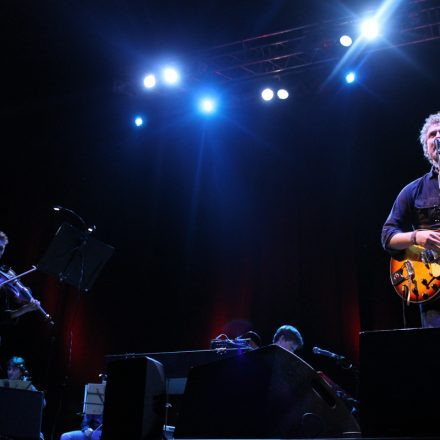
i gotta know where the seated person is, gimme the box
[60,377,106,440]
[60,413,102,440]
[6,356,44,403]
[6,356,45,439]
[6,356,32,381]
[272,324,304,354]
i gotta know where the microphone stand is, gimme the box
[435,138,440,189]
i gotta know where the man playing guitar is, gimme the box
[382,111,440,327]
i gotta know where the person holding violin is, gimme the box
[0,231,41,338]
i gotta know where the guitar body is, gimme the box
[390,245,440,304]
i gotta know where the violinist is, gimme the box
[0,231,40,337]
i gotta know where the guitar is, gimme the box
[390,245,440,304]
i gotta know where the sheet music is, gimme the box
[83,383,106,415]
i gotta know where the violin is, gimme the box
[0,266,54,325]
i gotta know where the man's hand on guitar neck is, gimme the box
[389,230,440,251]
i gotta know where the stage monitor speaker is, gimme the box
[174,344,360,439]
[360,327,440,437]
[0,387,44,439]
[102,356,166,440]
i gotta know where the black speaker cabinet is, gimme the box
[0,387,44,439]
[360,327,440,437]
[174,344,360,438]
[102,356,166,440]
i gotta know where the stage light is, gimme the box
[134,116,144,127]
[261,88,274,101]
[345,71,356,84]
[143,74,156,89]
[360,18,380,40]
[162,67,180,85]
[339,35,353,47]
[199,97,217,114]
[277,89,289,100]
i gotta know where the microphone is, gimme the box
[312,346,345,361]
[434,139,440,190]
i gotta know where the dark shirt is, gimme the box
[382,168,440,255]
[0,265,24,333]
[0,290,16,333]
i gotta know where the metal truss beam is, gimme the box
[191,0,440,85]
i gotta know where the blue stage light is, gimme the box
[199,97,217,114]
[162,67,180,85]
[277,89,289,100]
[360,18,380,40]
[134,116,144,127]
[143,74,156,89]
[261,88,274,101]
[339,35,353,47]
[345,71,356,84]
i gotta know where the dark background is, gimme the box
[1,0,439,437]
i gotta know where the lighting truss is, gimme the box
[190,0,440,85]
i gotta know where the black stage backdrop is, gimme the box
[2,1,440,437]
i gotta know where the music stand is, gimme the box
[37,222,114,292]
[83,383,106,415]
